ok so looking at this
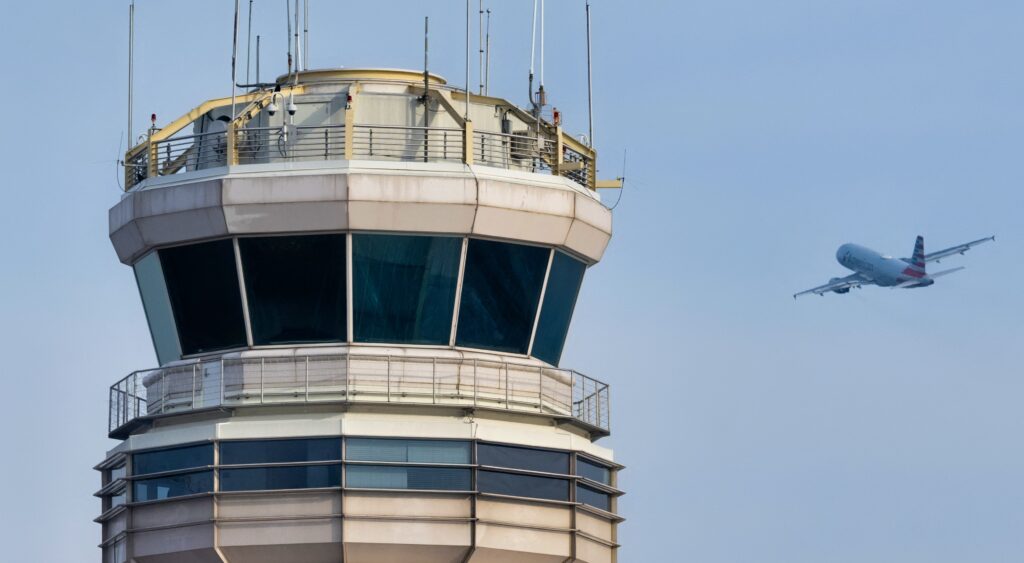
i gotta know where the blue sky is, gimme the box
[1,1,1022,560]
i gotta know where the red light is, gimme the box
[150,113,156,124]
[552,108,561,126]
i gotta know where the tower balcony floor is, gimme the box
[109,349,611,440]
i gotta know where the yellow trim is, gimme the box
[276,68,447,85]
[595,179,623,189]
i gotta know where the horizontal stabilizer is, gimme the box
[930,266,965,278]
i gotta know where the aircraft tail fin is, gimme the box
[908,235,926,274]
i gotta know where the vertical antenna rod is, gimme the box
[485,9,491,96]
[231,0,240,117]
[586,0,594,146]
[529,0,537,110]
[423,17,429,101]
[294,0,301,74]
[256,35,261,84]
[128,0,134,143]
[246,0,253,84]
[303,0,309,69]
[465,0,470,119]
[537,0,546,112]
[478,0,484,94]
[286,0,292,76]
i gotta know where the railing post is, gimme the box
[504,364,510,409]
[432,357,437,405]
[192,363,197,409]
[305,356,310,402]
[260,357,265,404]
[554,126,564,176]
[226,121,239,166]
[160,368,166,414]
[463,120,474,166]
[473,359,478,407]
[147,138,158,178]
[324,129,329,160]
[345,353,351,400]
[344,85,357,160]
[386,355,391,402]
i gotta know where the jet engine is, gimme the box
[829,278,851,294]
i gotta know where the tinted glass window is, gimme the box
[220,464,341,491]
[478,443,569,474]
[133,444,213,475]
[133,470,213,501]
[456,240,549,354]
[346,465,471,490]
[576,483,611,511]
[353,234,462,345]
[531,252,586,365]
[220,438,341,465]
[478,470,569,501]
[134,252,182,365]
[577,457,611,485]
[239,235,347,345]
[160,240,247,355]
[346,439,470,464]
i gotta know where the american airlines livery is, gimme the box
[794,235,994,298]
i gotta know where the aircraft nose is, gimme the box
[836,244,850,262]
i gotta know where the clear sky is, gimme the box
[0,1,1021,561]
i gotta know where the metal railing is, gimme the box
[351,124,464,163]
[108,354,610,438]
[236,124,346,163]
[126,124,595,191]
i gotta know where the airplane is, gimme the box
[794,235,994,298]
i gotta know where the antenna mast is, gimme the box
[303,0,309,69]
[246,0,253,84]
[586,0,594,146]
[231,0,240,117]
[484,9,491,96]
[294,0,301,74]
[528,0,537,112]
[465,0,470,119]
[256,35,261,84]
[478,0,484,94]
[128,0,134,143]
[286,1,292,76]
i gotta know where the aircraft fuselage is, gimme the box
[836,243,933,288]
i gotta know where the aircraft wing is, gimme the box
[793,273,872,299]
[922,236,994,263]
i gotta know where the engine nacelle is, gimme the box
[830,277,851,294]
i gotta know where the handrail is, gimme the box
[108,353,611,439]
[124,85,605,192]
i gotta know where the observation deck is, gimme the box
[108,352,610,440]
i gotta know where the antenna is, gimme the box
[585,0,594,146]
[528,0,537,111]
[484,9,491,96]
[422,16,429,104]
[303,0,309,69]
[286,0,292,76]
[231,0,240,117]
[478,0,484,94]
[127,0,134,143]
[465,0,470,119]
[294,0,301,75]
[538,0,545,109]
[246,0,253,85]
[256,35,261,84]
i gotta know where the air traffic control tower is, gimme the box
[96,68,621,563]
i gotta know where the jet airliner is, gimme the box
[794,235,994,298]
